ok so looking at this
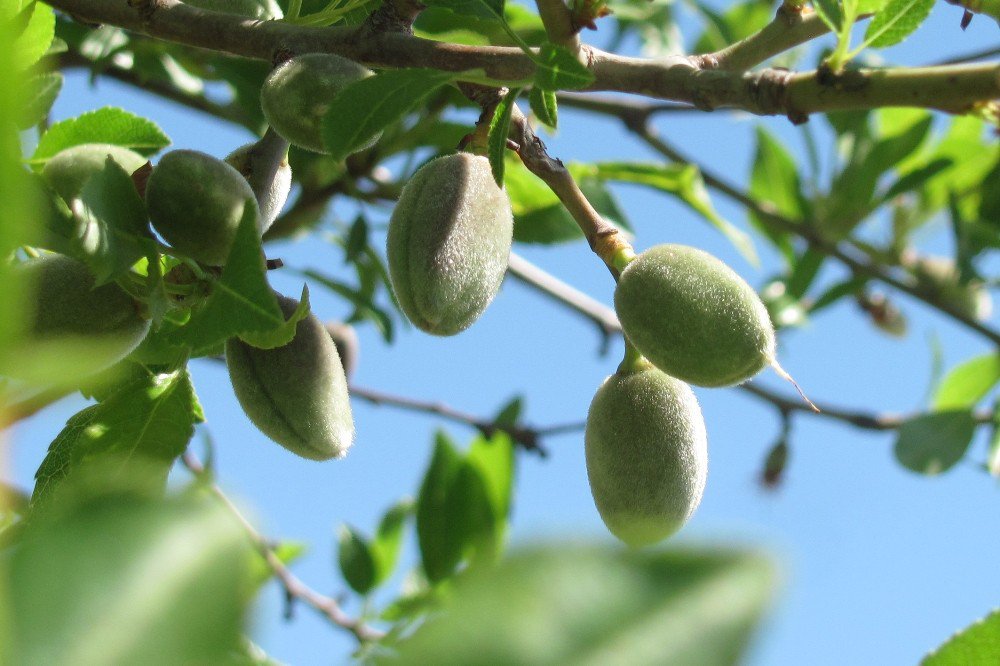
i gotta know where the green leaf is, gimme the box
[812,0,844,31]
[466,432,514,543]
[487,87,519,186]
[303,269,395,342]
[415,432,499,582]
[167,209,294,354]
[933,354,1000,410]
[863,0,933,48]
[894,410,977,475]
[73,157,154,284]
[18,72,62,130]
[321,69,457,162]
[344,215,368,264]
[528,87,557,129]
[749,126,802,257]
[11,1,55,72]
[533,43,594,91]
[416,432,466,583]
[372,499,412,586]
[31,107,170,165]
[923,609,1000,665]
[338,525,378,595]
[2,493,251,665]
[591,162,757,265]
[390,546,775,665]
[31,368,202,504]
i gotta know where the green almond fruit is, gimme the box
[615,244,775,387]
[41,143,147,204]
[585,362,708,547]
[146,149,260,266]
[1,254,150,381]
[226,294,354,461]
[260,54,374,154]
[386,153,513,336]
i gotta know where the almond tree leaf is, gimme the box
[893,410,977,475]
[321,69,457,162]
[338,525,377,595]
[11,1,54,72]
[31,107,170,165]
[591,162,758,265]
[166,207,289,354]
[18,72,62,130]
[529,87,557,129]
[31,368,202,504]
[3,493,251,665]
[487,87,520,186]
[923,608,1000,665]
[932,353,1000,410]
[391,546,776,665]
[534,43,594,91]
[863,0,934,48]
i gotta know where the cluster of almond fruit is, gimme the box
[15,52,779,547]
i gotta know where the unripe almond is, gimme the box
[260,54,374,154]
[1,254,150,380]
[42,143,147,203]
[226,294,354,461]
[615,244,775,387]
[386,153,513,336]
[585,363,708,547]
[146,150,260,266]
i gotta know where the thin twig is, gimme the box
[180,452,385,643]
[698,7,835,72]
[350,384,553,456]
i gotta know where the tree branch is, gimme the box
[533,0,580,51]
[46,0,1000,116]
[697,6,834,72]
[180,452,384,643]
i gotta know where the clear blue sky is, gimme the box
[7,4,1000,664]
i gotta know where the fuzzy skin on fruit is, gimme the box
[386,153,513,336]
[3,255,150,378]
[585,363,708,547]
[615,244,775,387]
[224,137,291,233]
[184,0,282,19]
[226,295,354,461]
[42,143,147,203]
[146,150,260,266]
[260,54,374,154]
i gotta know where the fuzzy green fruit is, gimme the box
[1,255,150,380]
[386,153,513,336]
[585,363,708,547]
[260,54,374,154]
[226,295,354,461]
[615,244,775,387]
[146,149,260,266]
[41,143,147,203]
[224,133,291,233]
[184,0,282,19]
